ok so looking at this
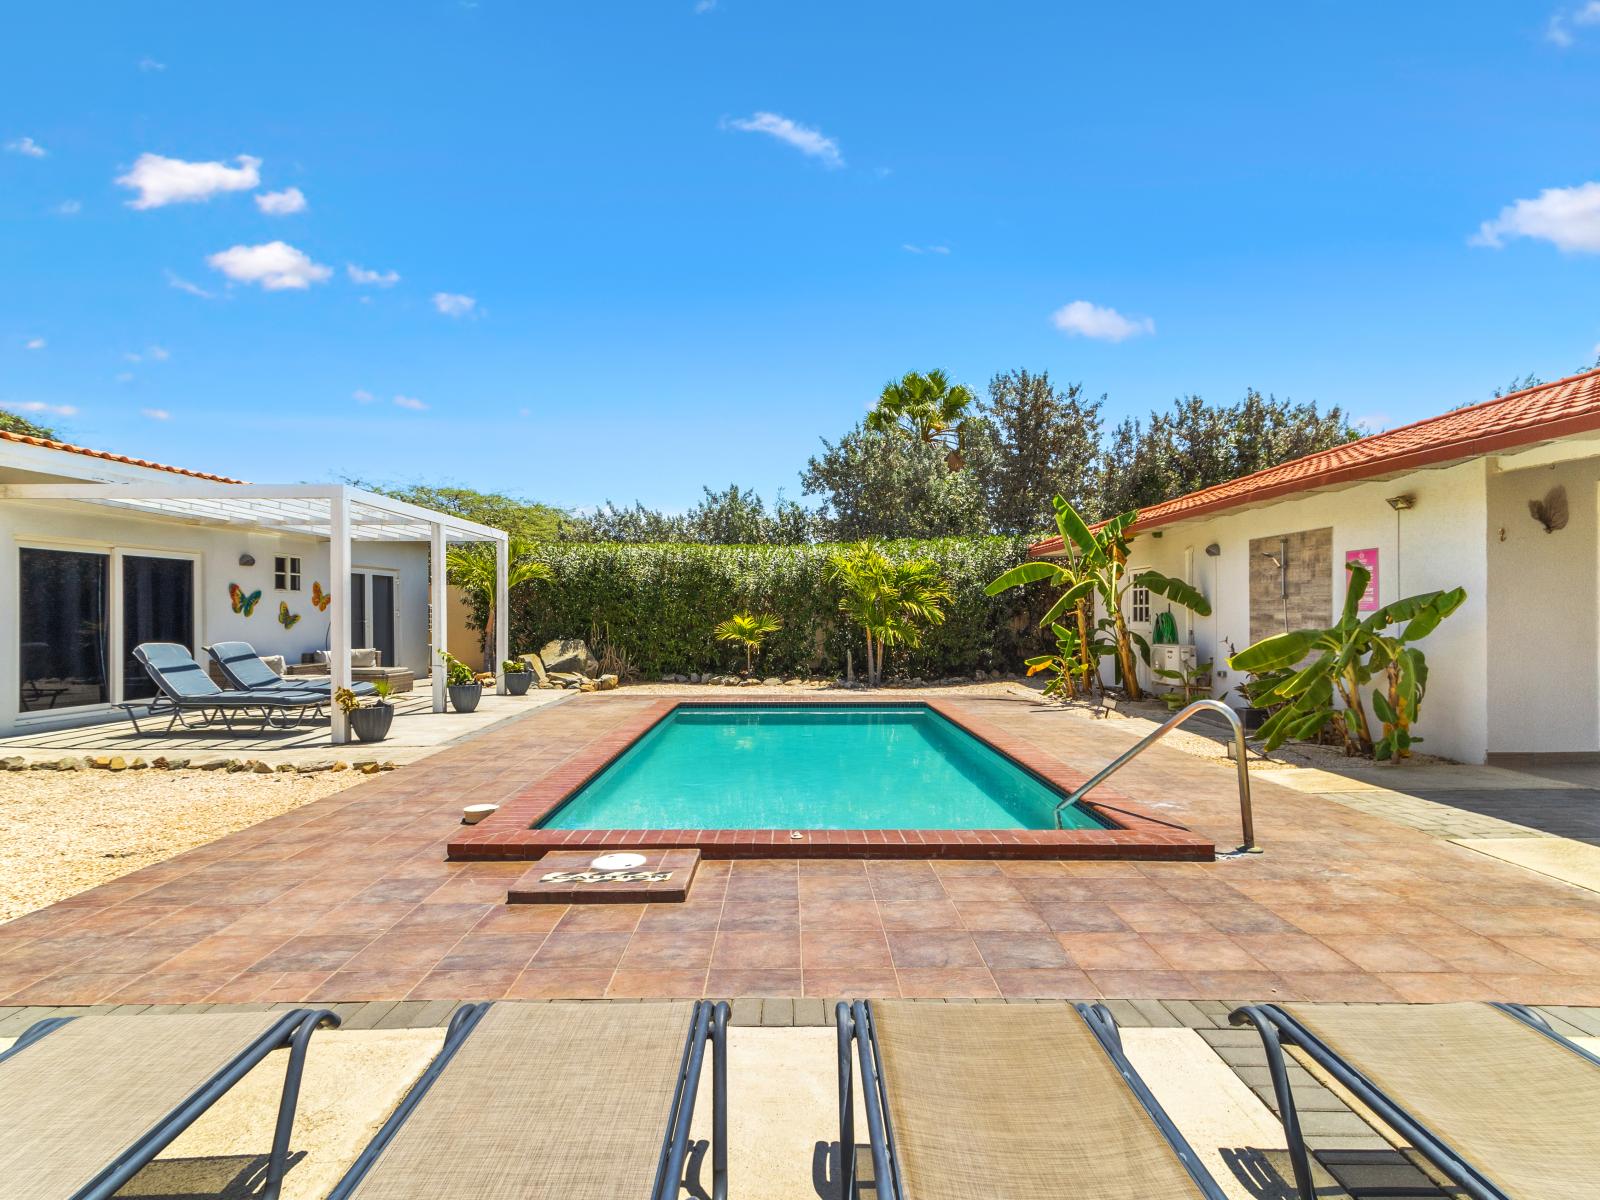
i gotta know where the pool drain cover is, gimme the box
[591,852,648,871]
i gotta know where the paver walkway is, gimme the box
[4,693,1600,1004]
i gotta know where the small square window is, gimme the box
[274,556,302,591]
[1130,585,1151,624]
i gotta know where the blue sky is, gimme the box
[4,3,1600,511]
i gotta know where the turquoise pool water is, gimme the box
[538,705,1107,831]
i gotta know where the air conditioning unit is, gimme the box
[1151,643,1196,691]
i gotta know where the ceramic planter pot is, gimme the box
[348,702,394,743]
[448,682,483,713]
[504,670,534,696]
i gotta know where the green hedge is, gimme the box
[500,538,1052,679]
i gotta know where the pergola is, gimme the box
[0,481,508,744]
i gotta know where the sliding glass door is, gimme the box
[349,570,399,667]
[120,554,196,701]
[19,547,109,712]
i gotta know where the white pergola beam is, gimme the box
[494,534,509,690]
[328,493,351,745]
[430,522,448,714]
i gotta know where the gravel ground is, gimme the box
[0,769,365,922]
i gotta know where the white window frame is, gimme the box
[1130,583,1152,625]
[274,555,302,591]
[15,538,202,717]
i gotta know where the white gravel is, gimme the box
[0,769,365,922]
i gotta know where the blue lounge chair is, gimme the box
[206,641,377,698]
[125,643,328,734]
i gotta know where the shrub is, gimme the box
[498,538,1050,679]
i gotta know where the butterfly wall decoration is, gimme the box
[228,583,262,617]
[278,601,301,630]
[311,581,332,612]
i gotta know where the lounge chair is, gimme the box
[125,642,329,734]
[207,640,377,698]
[0,1007,337,1200]
[1230,1001,1600,1200]
[328,1000,727,1200]
[836,1000,1226,1200]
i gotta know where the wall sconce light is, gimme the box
[1204,543,1221,557]
[1151,530,1163,539]
[1385,494,1415,512]
[238,553,256,567]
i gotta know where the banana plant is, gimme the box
[1229,562,1464,757]
[988,495,1211,700]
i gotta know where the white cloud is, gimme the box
[54,199,81,215]
[165,269,215,299]
[393,394,427,411]
[6,136,46,158]
[116,152,260,209]
[255,186,307,215]
[1473,181,1600,253]
[694,0,717,11]
[138,56,166,71]
[12,400,76,416]
[432,291,477,317]
[352,389,376,404]
[902,244,950,255]
[723,112,843,168]
[126,345,170,364]
[1547,3,1600,45]
[206,241,332,290]
[348,263,400,286]
[140,408,171,421]
[24,337,45,351]
[1050,300,1155,342]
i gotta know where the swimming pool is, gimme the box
[538,704,1106,831]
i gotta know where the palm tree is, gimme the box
[713,612,782,674]
[829,544,953,687]
[445,538,553,671]
[866,369,976,469]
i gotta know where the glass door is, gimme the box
[121,554,196,701]
[19,547,110,712]
[349,570,399,667]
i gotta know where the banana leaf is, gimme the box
[985,561,1060,595]
[1136,570,1214,617]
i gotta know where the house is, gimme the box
[0,430,508,742]
[1031,366,1600,766]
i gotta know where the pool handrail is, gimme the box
[1055,698,1257,853]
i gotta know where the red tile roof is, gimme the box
[0,429,245,484]
[1030,365,1600,555]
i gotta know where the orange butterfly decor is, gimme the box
[311,581,332,612]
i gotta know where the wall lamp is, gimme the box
[238,553,256,567]
[1204,543,1221,557]
[1385,494,1415,512]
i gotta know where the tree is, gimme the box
[713,612,782,673]
[0,407,62,439]
[977,369,1103,533]
[828,544,953,687]
[1100,390,1360,515]
[802,421,996,540]
[866,368,976,469]
[350,480,567,542]
[445,538,553,669]
[563,485,821,544]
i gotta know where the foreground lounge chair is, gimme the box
[837,1000,1226,1200]
[1230,1001,1600,1200]
[328,999,727,1200]
[208,640,377,698]
[0,1008,337,1200]
[126,642,328,734]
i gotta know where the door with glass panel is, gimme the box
[19,547,110,712]
[348,570,399,668]
[120,554,196,701]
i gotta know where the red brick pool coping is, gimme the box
[447,697,1214,862]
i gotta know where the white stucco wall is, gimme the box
[1102,459,1492,763]
[1485,453,1600,755]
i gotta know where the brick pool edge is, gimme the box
[446,696,1215,862]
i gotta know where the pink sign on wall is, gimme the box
[1347,548,1380,611]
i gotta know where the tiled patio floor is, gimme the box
[4,693,1600,1005]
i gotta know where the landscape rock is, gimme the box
[251,760,274,774]
[57,757,84,771]
[578,679,597,692]
[380,761,398,771]
[297,760,336,773]
[275,763,297,773]
[358,762,382,775]
[330,760,349,772]
[762,677,782,686]
[1,756,26,771]
[517,653,550,687]
[537,638,599,678]
[198,759,231,771]
[128,758,149,770]
[740,677,761,687]
[596,673,619,691]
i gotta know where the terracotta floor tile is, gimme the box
[990,968,1097,998]
[1106,902,1214,933]
[938,876,1026,903]
[471,905,569,935]
[799,899,883,930]
[1034,903,1131,934]
[886,931,984,969]
[972,932,1074,969]
[504,967,613,999]
[619,930,717,971]
[801,969,900,999]
[529,931,632,968]
[1469,974,1600,1005]
[1084,969,1193,999]
[705,968,802,995]
[436,933,547,972]
[712,931,802,969]
[1319,935,1452,974]
[1056,932,1169,972]
[876,900,965,932]
[406,966,522,999]
[606,969,708,998]
[895,968,1000,997]
[1181,971,1298,1001]
[1376,973,1493,1002]
[1274,973,1404,1002]
[1230,934,1359,974]
[553,904,646,933]
[1490,936,1600,974]
[801,929,893,969]
[953,902,1049,932]
[717,901,801,932]
[1143,933,1264,972]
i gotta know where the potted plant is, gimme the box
[440,650,482,713]
[335,680,394,743]
[503,658,534,695]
